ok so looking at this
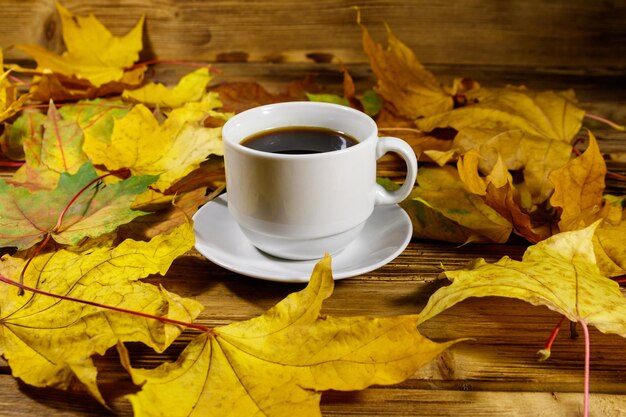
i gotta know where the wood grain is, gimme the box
[1,0,626,69]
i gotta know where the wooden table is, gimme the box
[1,64,625,415]
[2,1,626,416]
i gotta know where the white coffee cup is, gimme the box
[222,101,417,260]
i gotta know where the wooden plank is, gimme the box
[2,372,625,417]
[1,0,625,69]
[320,389,626,416]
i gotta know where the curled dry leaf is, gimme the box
[550,131,607,232]
[0,222,203,404]
[0,49,30,124]
[122,255,462,417]
[458,152,546,243]
[401,165,512,243]
[453,127,572,204]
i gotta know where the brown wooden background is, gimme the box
[1,1,626,416]
[1,0,626,69]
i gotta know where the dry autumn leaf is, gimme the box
[415,221,626,413]
[0,162,155,250]
[453,127,572,204]
[416,87,586,144]
[458,152,546,243]
[402,165,512,243]
[16,2,145,89]
[0,222,202,405]
[417,222,626,336]
[547,131,626,276]
[121,255,461,417]
[207,77,320,114]
[550,131,608,232]
[358,13,478,119]
[123,67,213,108]
[118,187,215,241]
[83,101,225,192]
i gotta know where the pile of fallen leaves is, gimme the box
[0,3,625,417]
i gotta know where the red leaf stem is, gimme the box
[18,233,51,291]
[7,73,31,87]
[0,161,24,167]
[613,276,626,284]
[537,316,565,361]
[53,170,124,232]
[606,171,626,182]
[0,273,211,333]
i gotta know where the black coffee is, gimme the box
[241,126,358,154]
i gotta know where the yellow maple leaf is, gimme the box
[418,222,626,338]
[550,131,607,232]
[402,165,512,243]
[416,87,586,144]
[0,222,202,405]
[547,131,626,276]
[83,101,226,192]
[359,18,467,118]
[123,67,213,108]
[17,2,145,87]
[121,255,460,417]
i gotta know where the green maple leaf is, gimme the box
[0,162,156,250]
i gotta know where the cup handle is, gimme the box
[374,136,418,205]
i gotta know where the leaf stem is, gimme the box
[613,275,626,284]
[537,316,565,361]
[585,113,625,131]
[606,171,626,182]
[0,273,211,333]
[7,73,31,87]
[53,171,124,232]
[580,320,590,417]
[18,233,51,292]
[0,161,24,167]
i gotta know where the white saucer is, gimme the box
[192,194,412,282]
